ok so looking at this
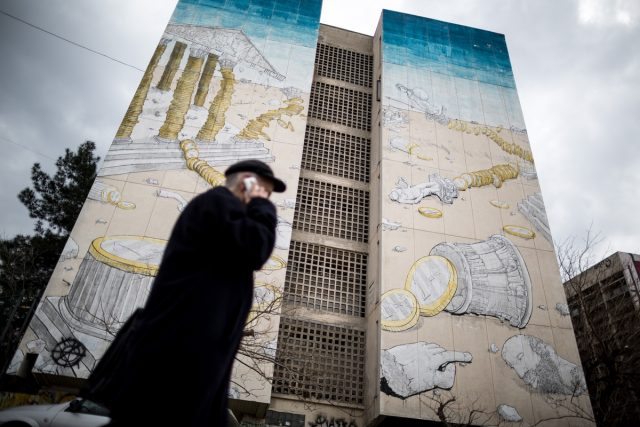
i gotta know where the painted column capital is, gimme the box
[190,47,209,59]
[219,58,237,69]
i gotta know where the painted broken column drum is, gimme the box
[58,236,165,339]
[430,235,533,328]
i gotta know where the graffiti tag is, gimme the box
[308,415,357,427]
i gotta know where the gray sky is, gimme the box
[0,0,638,260]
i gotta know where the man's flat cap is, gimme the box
[225,159,286,193]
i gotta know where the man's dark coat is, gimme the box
[83,186,277,426]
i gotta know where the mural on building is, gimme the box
[12,0,322,403]
[378,10,588,424]
[382,235,532,330]
[497,404,523,422]
[501,335,587,395]
[381,341,472,398]
[518,192,552,243]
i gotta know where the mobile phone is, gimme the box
[244,177,257,193]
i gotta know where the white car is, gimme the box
[0,401,240,426]
[0,399,110,427]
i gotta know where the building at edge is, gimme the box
[564,251,640,425]
[7,1,594,425]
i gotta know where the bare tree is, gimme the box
[419,390,498,427]
[230,288,363,423]
[556,227,640,426]
[230,284,284,398]
[528,393,595,427]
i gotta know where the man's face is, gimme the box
[256,176,274,197]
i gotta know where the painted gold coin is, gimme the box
[418,206,443,218]
[407,143,419,155]
[461,173,474,187]
[404,255,458,316]
[103,189,121,204]
[262,254,287,271]
[89,235,166,276]
[503,225,536,239]
[116,201,136,210]
[185,148,199,159]
[380,289,420,332]
[489,200,510,209]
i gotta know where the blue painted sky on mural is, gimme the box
[172,0,322,48]
[382,9,514,89]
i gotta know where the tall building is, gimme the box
[6,1,594,425]
[564,251,640,425]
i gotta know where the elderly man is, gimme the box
[83,159,285,426]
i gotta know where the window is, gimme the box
[308,82,372,131]
[273,317,365,405]
[302,126,370,183]
[293,178,369,243]
[285,241,367,317]
[314,43,373,88]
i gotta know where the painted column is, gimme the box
[156,41,187,91]
[196,59,236,143]
[157,48,206,142]
[114,38,169,142]
[58,236,163,339]
[193,53,219,107]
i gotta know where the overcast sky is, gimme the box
[0,0,638,261]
